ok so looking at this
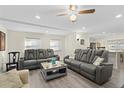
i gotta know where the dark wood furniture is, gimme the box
[6,52,20,71]
[6,62,18,71]
[0,31,5,51]
[97,47,105,50]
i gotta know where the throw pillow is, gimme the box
[91,56,99,64]
[93,57,104,66]
[0,69,23,88]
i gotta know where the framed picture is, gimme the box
[80,39,84,45]
[0,31,6,51]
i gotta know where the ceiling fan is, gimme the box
[57,5,95,22]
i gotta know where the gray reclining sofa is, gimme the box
[64,49,113,85]
[19,49,60,70]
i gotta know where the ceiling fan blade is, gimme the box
[78,9,95,14]
[56,13,68,16]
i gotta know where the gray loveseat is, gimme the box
[19,49,60,70]
[64,49,113,85]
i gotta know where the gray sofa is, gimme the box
[19,49,60,70]
[64,49,113,85]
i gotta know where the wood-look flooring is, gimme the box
[29,62,124,88]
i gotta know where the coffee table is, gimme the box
[40,61,67,81]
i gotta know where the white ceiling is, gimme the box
[0,5,124,36]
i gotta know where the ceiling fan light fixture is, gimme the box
[70,5,77,11]
[70,14,77,22]
[57,5,95,23]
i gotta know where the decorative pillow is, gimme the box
[93,57,104,66]
[91,56,99,64]
[0,69,23,88]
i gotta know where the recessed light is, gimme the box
[82,27,85,30]
[46,31,48,33]
[35,15,40,19]
[115,14,122,18]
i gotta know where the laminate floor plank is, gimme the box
[29,65,124,88]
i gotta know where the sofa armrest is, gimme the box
[18,57,24,70]
[64,55,69,59]
[95,64,113,85]
[100,62,113,66]
[64,55,70,63]
[18,69,29,84]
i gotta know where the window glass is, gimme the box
[25,38,41,49]
[50,40,60,51]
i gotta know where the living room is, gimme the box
[0,0,124,90]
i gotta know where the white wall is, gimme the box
[7,31,65,60]
[0,26,7,72]
[7,31,90,60]
[65,32,90,55]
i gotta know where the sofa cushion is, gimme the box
[80,53,87,62]
[24,49,37,60]
[86,49,92,62]
[46,49,54,58]
[0,69,23,88]
[74,49,82,60]
[91,56,99,64]
[89,49,96,63]
[75,50,84,61]
[69,60,83,68]
[80,63,96,75]
[37,58,51,63]
[24,60,37,66]
[82,49,89,54]
[37,49,46,59]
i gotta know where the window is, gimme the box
[50,40,60,51]
[25,38,41,49]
